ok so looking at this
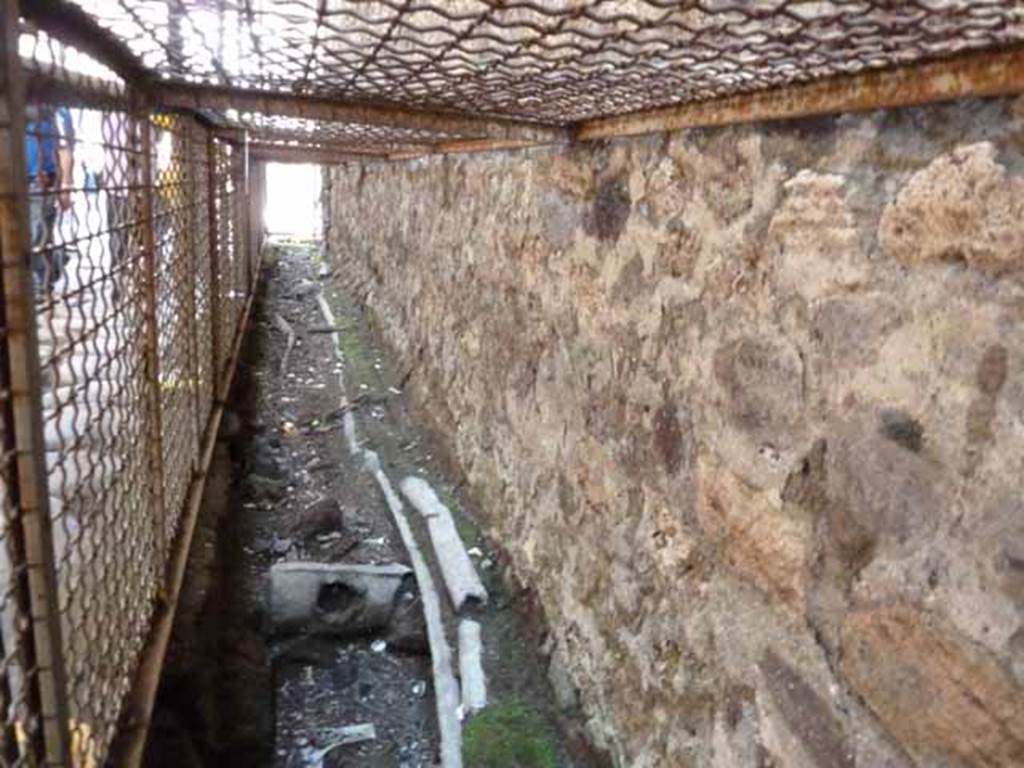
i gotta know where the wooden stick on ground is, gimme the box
[273,312,296,374]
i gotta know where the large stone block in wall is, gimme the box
[879,142,1024,274]
[768,170,867,300]
[759,649,855,768]
[824,414,946,567]
[696,450,811,611]
[841,604,1024,766]
[712,336,805,443]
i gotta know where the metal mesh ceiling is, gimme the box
[47,1,1024,152]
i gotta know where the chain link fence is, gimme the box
[1,12,262,765]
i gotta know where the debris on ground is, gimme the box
[300,723,376,767]
[151,240,576,767]
[288,497,345,540]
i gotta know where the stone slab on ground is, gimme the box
[269,561,410,636]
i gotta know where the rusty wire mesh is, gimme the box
[1,23,259,764]
[67,0,1024,130]
[33,103,156,765]
[230,149,250,324]
[191,125,214,425]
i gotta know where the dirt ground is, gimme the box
[144,240,584,767]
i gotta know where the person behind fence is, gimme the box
[25,104,74,292]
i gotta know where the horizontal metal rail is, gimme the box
[577,46,1024,141]
[19,0,151,86]
[156,84,569,145]
[248,142,386,166]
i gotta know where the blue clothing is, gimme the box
[25,107,73,180]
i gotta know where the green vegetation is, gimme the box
[462,703,558,768]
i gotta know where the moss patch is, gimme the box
[463,703,558,768]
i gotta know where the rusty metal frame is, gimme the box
[19,1,573,157]
[105,120,261,768]
[577,46,1024,141]
[247,159,264,283]
[0,0,72,764]
[206,133,221,389]
[137,115,168,574]
[20,0,568,148]
[10,6,269,765]
[21,60,127,112]
[19,0,151,86]
[248,143,389,165]
[108,208,261,767]
[182,126,203,473]
[156,83,567,145]
[19,1,1024,158]
[234,139,250,298]
[250,136,570,165]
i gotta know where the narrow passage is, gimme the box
[147,238,580,768]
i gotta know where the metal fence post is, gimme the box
[206,134,221,396]
[180,124,201,468]
[248,157,263,289]
[0,0,71,763]
[231,142,247,316]
[240,136,252,294]
[137,115,167,567]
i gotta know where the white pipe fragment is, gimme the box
[400,476,488,612]
[458,620,487,715]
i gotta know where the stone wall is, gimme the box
[323,97,1024,767]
